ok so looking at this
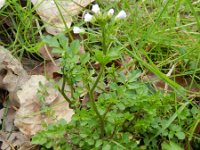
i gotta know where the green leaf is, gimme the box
[42,35,60,47]
[79,141,85,147]
[118,71,126,83]
[70,40,80,55]
[71,136,80,144]
[80,53,90,65]
[175,131,185,140]
[102,143,111,150]
[127,70,141,82]
[80,133,88,138]
[105,123,115,135]
[32,134,47,145]
[107,47,122,60]
[45,141,53,149]
[94,50,115,65]
[94,50,106,64]
[162,141,183,150]
[86,138,95,145]
[117,103,126,111]
[95,139,103,147]
[57,33,68,49]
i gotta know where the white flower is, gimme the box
[115,10,127,19]
[0,0,5,9]
[108,9,114,16]
[73,26,85,34]
[84,13,93,22]
[92,4,100,14]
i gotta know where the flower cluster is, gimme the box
[73,3,127,34]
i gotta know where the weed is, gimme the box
[31,2,199,150]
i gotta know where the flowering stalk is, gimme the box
[86,11,111,137]
[87,24,108,137]
[75,3,127,138]
[102,25,107,55]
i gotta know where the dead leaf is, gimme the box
[22,58,60,79]
[30,60,60,79]
[0,131,37,150]
[14,75,74,136]
[31,0,94,35]
[38,44,59,60]
[0,108,3,124]
[0,46,30,107]
[0,46,73,145]
[0,46,29,93]
[0,108,16,132]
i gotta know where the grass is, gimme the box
[0,0,200,149]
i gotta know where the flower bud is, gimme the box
[108,9,114,16]
[84,13,93,22]
[115,10,127,19]
[73,26,85,34]
[92,4,100,14]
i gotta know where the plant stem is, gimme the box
[102,25,107,55]
[61,75,66,92]
[88,84,105,138]
[86,64,106,138]
[91,66,104,92]
[86,22,108,138]
[103,103,113,118]
[58,87,72,105]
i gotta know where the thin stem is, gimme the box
[86,64,106,138]
[88,84,105,138]
[69,78,74,99]
[102,25,107,54]
[61,66,74,105]
[61,74,66,92]
[103,103,113,118]
[110,125,117,139]
[91,65,105,92]
[58,87,72,105]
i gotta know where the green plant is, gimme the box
[31,2,199,150]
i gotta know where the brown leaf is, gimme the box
[0,107,16,132]
[31,60,60,79]
[14,75,74,136]
[0,46,29,93]
[31,0,94,35]
[38,44,60,60]
[22,58,60,79]
[0,131,37,150]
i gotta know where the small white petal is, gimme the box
[0,0,5,9]
[92,4,100,14]
[73,26,85,34]
[84,13,93,22]
[115,10,127,19]
[108,9,114,16]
